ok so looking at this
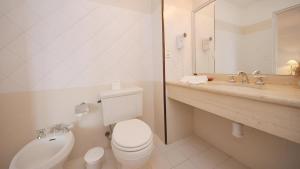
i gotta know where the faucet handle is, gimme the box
[252,70,265,85]
[254,75,266,85]
[252,70,262,75]
[227,74,237,83]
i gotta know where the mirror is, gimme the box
[192,0,300,75]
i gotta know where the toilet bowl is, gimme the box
[111,119,153,169]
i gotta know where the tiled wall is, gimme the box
[163,0,195,145]
[164,0,193,81]
[0,0,154,93]
[0,0,164,168]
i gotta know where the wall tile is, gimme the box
[0,16,23,49]
[6,3,42,30]
[6,34,44,59]
[0,0,24,14]
[0,49,25,76]
[0,0,154,93]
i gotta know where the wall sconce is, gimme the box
[287,60,299,75]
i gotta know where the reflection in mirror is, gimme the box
[276,5,300,75]
[193,2,215,73]
[193,0,300,75]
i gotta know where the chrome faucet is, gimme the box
[252,70,265,85]
[36,123,73,139]
[50,123,73,134]
[237,71,249,84]
[36,128,47,139]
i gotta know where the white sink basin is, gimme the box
[9,132,74,169]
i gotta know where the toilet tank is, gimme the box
[100,87,143,126]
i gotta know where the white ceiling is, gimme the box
[224,0,260,7]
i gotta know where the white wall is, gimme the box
[151,0,165,142]
[194,2,215,73]
[0,0,154,92]
[164,0,195,144]
[215,0,241,74]
[241,0,300,26]
[215,0,274,74]
[164,0,193,81]
[234,0,300,74]
[0,0,163,168]
[276,5,300,75]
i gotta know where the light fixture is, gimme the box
[287,60,299,75]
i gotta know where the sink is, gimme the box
[208,81,266,89]
[9,132,74,169]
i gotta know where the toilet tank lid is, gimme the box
[100,87,143,99]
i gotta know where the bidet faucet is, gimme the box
[237,71,249,84]
[36,128,47,139]
[50,123,73,134]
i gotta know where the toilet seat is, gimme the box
[112,135,152,152]
[112,119,153,152]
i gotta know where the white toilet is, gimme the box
[100,87,153,169]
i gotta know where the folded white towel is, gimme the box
[180,75,208,85]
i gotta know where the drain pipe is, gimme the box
[232,122,244,138]
[105,124,115,140]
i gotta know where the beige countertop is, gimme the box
[166,81,300,109]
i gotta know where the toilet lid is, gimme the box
[84,147,104,163]
[112,119,152,149]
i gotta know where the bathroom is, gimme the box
[0,0,300,169]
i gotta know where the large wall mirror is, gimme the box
[192,0,300,75]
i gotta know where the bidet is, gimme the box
[9,132,74,169]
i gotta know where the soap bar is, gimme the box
[208,77,214,81]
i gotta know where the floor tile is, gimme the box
[178,139,210,158]
[164,148,188,167]
[64,135,248,169]
[215,158,250,169]
[173,160,198,169]
[190,148,230,169]
[150,151,172,169]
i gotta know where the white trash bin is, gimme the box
[84,147,104,169]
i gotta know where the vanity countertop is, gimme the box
[166,81,300,109]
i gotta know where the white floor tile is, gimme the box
[190,148,230,169]
[173,160,198,169]
[64,135,248,169]
[178,139,210,158]
[150,151,172,169]
[215,158,250,169]
[64,157,85,169]
[164,148,188,167]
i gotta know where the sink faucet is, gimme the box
[237,71,249,84]
[252,70,265,85]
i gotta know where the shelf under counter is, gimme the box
[166,81,300,144]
